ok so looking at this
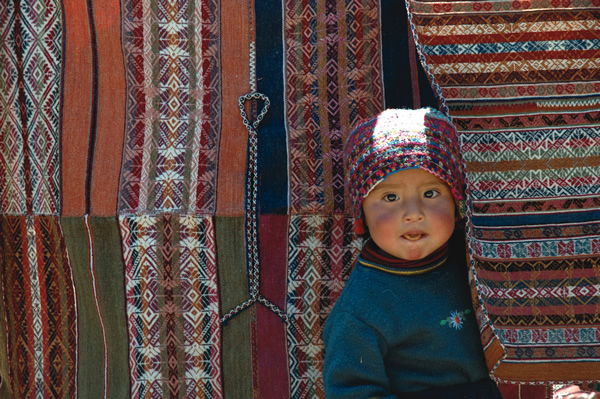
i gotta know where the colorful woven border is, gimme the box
[0,1,62,215]
[286,215,362,398]
[118,0,221,214]
[284,0,385,214]
[119,214,222,397]
[407,0,600,382]
[0,215,77,397]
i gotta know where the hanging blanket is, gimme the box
[406,0,600,384]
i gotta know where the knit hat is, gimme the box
[345,108,465,235]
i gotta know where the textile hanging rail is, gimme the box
[407,0,600,384]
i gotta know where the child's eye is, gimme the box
[384,193,398,202]
[424,190,439,199]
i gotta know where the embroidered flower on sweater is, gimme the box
[440,309,471,330]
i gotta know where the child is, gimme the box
[323,108,502,398]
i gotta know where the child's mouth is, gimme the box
[403,233,423,241]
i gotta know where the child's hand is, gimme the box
[554,385,600,399]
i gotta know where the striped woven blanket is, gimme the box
[407,0,600,383]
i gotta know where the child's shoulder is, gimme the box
[331,262,405,315]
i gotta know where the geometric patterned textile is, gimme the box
[116,0,222,394]
[286,215,361,398]
[407,0,600,383]
[0,1,76,396]
[285,0,385,215]
[120,214,221,397]
[118,0,220,215]
[0,216,76,398]
[0,1,62,215]
[281,1,385,395]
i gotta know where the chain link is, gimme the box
[221,93,287,325]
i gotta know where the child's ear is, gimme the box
[360,208,371,237]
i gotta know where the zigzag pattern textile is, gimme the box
[0,1,76,397]
[285,0,385,214]
[117,0,224,396]
[286,215,361,398]
[0,1,62,216]
[407,0,600,383]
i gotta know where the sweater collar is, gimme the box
[358,239,449,275]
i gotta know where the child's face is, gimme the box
[362,168,456,260]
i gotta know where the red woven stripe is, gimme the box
[419,29,600,45]
[427,49,600,65]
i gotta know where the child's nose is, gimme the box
[403,200,425,222]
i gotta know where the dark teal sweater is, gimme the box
[322,239,492,398]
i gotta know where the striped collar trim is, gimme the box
[358,254,448,276]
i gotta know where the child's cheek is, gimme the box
[367,208,397,236]
[432,205,456,233]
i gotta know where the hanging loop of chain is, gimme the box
[221,93,287,324]
[238,92,270,131]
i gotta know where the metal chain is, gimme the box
[221,93,287,324]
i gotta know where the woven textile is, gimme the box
[118,0,221,214]
[286,215,361,398]
[0,216,76,398]
[0,1,61,215]
[282,1,385,395]
[61,0,127,216]
[407,0,600,383]
[1,0,569,397]
[120,214,221,397]
[62,217,131,399]
[0,2,76,397]
[285,0,385,214]
[116,0,224,394]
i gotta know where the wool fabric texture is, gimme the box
[345,108,465,235]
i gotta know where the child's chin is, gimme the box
[395,250,426,261]
[399,246,433,261]
[403,254,426,261]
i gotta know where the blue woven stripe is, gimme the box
[422,39,600,56]
[473,209,600,227]
[256,1,288,214]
